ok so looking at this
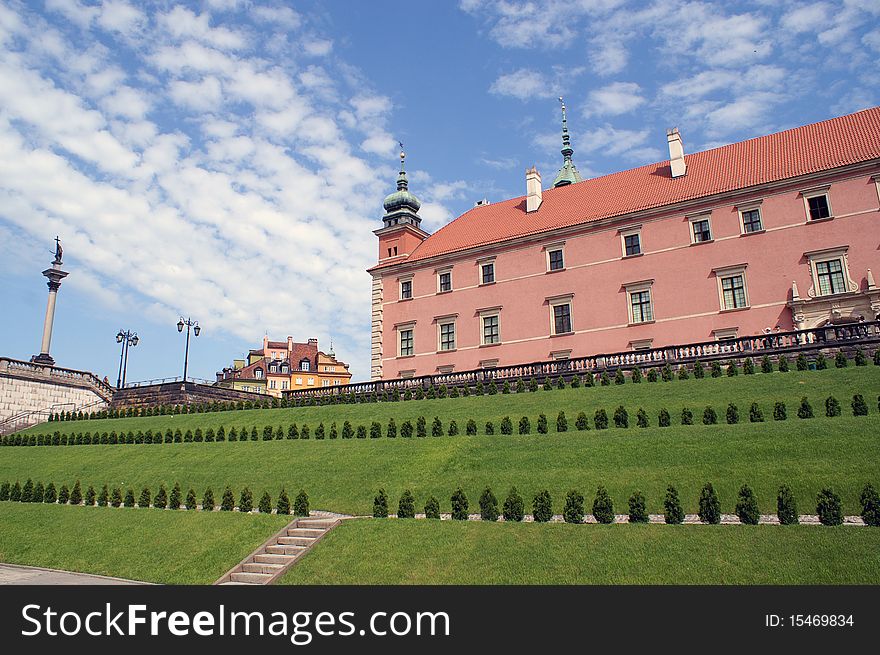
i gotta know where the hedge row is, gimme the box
[0,479,309,515]
[372,483,880,527]
[50,350,880,423]
[7,394,876,447]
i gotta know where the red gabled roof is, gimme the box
[376,107,880,269]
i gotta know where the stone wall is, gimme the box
[112,381,266,410]
[0,358,112,433]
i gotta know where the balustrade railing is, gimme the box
[0,357,114,400]
[283,320,880,400]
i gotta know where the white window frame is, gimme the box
[547,294,574,335]
[254,368,263,379]
[322,379,330,387]
[281,380,289,390]
[801,185,833,222]
[478,308,501,346]
[436,267,453,293]
[619,226,642,257]
[624,280,655,325]
[295,377,303,385]
[398,275,413,301]
[544,241,566,272]
[307,377,315,386]
[687,212,712,244]
[436,316,457,352]
[736,201,764,235]
[629,339,653,351]
[713,264,750,311]
[269,379,276,389]
[805,246,856,297]
[396,322,416,358]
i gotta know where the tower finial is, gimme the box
[559,96,572,161]
[553,97,582,187]
[396,141,408,191]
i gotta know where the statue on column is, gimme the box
[53,236,63,266]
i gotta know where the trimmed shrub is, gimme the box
[294,490,309,517]
[761,355,773,373]
[677,367,689,380]
[518,416,531,434]
[485,421,495,435]
[370,421,382,439]
[401,420,414,438]
[556,411,568,432]
[537,413,548,434]
[356,425,367,439]
[528,377,539,392]
[735,484,760,525]
[710,361,722,378]
[693,360,705,378]
[749,402,764,422]
[138,486,151,508]
[123,488,135,508]
[183,488,197,510]
[661,363,674,381]
[636,408,649,428]
[852,394,868,416]
[32,482,44,503]
[398,490,416,519]
[743,358,755,375]
[681,407,694,425]
[776,484,798,525]
[796,353,809,371]
[500,416,513,435]
[431,417,443,437]
[424,496,440,519]
[825,396,841,417]
[726,361,738,376]
[797,397,814,419]
[46,482,59,504]
[502,381,511,394]
[614,368,626,385]
[517,379,527,393]
[169,483,182,510]
[448,420,459,436]
[341,421,353,439]
[628,490,648,523]
[465,419,477,436]
[570,375,581,388]
[451,487,469,520]
[594,409,608,429]
[315,423,326,440]
[773,402,787,421]
[111,487,122,507]
[658,408,671,427]
[562,489,585,524]
[543,377,553,391]
[503,487,525,522]
[726,403,739,424]
[816,352,828,369]
[532,490,552,522]
[613,406,628,428]
[69,480,83,505]
[631,367,642,383]
[698,483,721,524]
[646,369,658,383]
[778,355,789,372]
[84,485,96,506]
[575,412,589,431]
[58,484,71,504]
[592,485,614,524]
[329,423,338,440]
[238,487,253,513]
[555,377,564,390]
[21,478,33,502]
[276,488,291,515]
[416,417,427,438]
[835,351,848,368]
[583,372,594,387]
[702,406,717,425]
[479,487,499,521]
[859,484,880,527]
[258,491,272,514]
[816,488,843,526]
[600,371,611,386]
[373,488,389,518]
[203,488,215,512]
[221,487,235,511]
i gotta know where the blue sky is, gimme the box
[0,0,878,384]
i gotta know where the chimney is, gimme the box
[526,166,542,212]
[667,128,686,178]
[262,335,269,352]
[287,336,293,357]
[308,338,318,348]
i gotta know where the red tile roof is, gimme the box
[375,107,880,269]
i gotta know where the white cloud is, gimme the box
[588,38,627,76]
[583,81,644,117]
[303,38,333,56]
[489,68,556,100]
[781,2,832,33]
[169,77,224,112]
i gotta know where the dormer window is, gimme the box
[300,359,310,372]
[254,368,263,379]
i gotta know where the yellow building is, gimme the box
[216,336,352,398]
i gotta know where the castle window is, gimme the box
[689,215,712,243]
[546,295,573,335]
[738,204,763,234]
[300,359,310,371]
[437,270,452,293]
[804,246,853,298]
[254,368,263,379]
[620,227,641,257]
[802,187,832,221]
[481,262,495,285]
[624,280,654,324]
[481,313,500,345]
[399,278,412,300]
[815,259,846,295]
[399,328,414,357]
[438,321,456,351]
[548,249,564,271]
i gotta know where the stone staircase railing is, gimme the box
[0,357,115,402]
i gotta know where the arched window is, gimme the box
[254,368,263,379]
[300,359,310,371]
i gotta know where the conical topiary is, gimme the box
[276,488,291,514]
[698,482,721,524]
[293,489,309,516]
[397,490,415,518]
[479,486,499,521]
[503,487,524,522]
[258,491,272,513]
[373,488,389,518]
[735,484,760,525]
[532,489,552,522]
[238,487,253,513]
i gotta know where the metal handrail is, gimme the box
[122,376,216,388]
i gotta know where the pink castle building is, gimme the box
[368,106,880,381]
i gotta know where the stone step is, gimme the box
[296,519,336,529]
[266,544,307,556]
[254,553,297,565]
[230,571,274,584]
[278,536,316,546]
[287,528,324,537]
[242,562,284,575]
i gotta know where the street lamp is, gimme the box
[115,329,139,389]
[177,317,200,383]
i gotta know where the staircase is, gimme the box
[215,515,341,585]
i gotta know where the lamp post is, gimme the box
[115,329,139,389]
[177,317,200,384]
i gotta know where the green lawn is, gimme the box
[280,519,880,585]
[17,367,880,439]
[0,503,289,584]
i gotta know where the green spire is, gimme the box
[553,97,583,187]
[382,145,421,228]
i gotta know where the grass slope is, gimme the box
[0,503,289,584]
[2,416,878,516]
[19,367,880,438]
[280,519,880,585]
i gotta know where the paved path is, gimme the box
[0,563,148,585]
